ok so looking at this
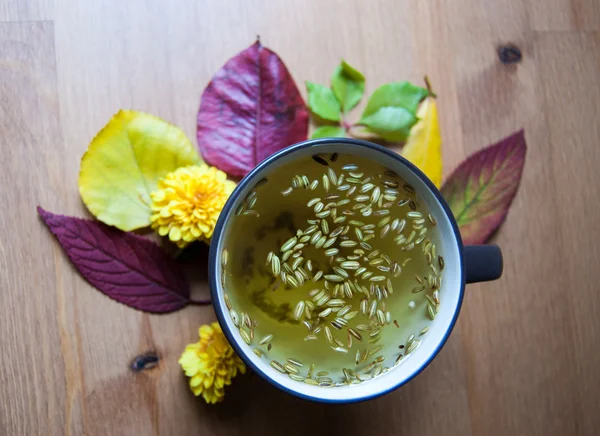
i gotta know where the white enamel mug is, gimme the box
[209,138,502,403]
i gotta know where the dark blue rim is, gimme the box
[209,137,466,404]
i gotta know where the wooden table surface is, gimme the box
[1,1,599,435]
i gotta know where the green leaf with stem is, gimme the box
[358,82,428,142]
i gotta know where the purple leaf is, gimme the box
[441,130,527,245]
[37,207,207,313]
[197,39,309,177]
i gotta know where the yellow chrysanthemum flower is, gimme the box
[150,165,236,247]
[178,322,246,404]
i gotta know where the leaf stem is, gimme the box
[346,123,375,140]
[424,75,437,98]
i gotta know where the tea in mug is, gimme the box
[220,152,443,387]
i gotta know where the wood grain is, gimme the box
[1,1,599,435]
[534,31,600,436]
[0,21,67,436]
[530,0,600,31]
[443,1,592,434]
[0,0,53,22]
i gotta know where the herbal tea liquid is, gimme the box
[220,152,443,386]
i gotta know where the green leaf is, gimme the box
[306,81,341,122]
[359,82,428,142]
[331,60,365,113]
[311,125,346,139]
[361,108,416,142]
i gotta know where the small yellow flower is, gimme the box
[150,165,236,247]
[178,322,246,404]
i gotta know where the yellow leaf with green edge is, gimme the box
[79,110,202,231]
[401,97,442,187]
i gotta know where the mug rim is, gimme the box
[208,137,466,403]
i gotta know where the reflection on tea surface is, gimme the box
[220,152,443,387]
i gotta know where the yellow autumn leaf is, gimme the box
[79,110,201,231]
[401,97,442,187]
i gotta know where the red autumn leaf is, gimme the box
[441,130,527,245]
[197,39,309,177]
[38,207,208,313]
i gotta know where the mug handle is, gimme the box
[464,245,503,284]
